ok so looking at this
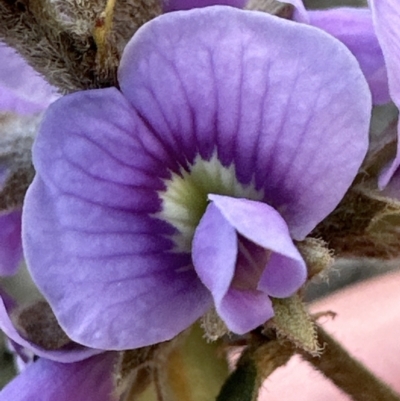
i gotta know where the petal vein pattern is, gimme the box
[24,7,371,349]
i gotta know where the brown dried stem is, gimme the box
[0,0,103,92]
[300,324,400,401]
[0,0,162,93]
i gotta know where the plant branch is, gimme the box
[300,324,400,401]
[0,0,162,93]
[0,0,103,92]
[217,337,294,401]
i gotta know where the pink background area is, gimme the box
[260,270,400,400]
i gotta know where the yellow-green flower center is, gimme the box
[157,153,263,252]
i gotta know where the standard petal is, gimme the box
[24,88,210,349]
[0,210,22,276]
[218,288,273,334]
[0,353,117,401]
[163,0,245,12]
[209,195,307,296]
[119,7,371,240]
[309,8,390,105]
[192,202,237,303]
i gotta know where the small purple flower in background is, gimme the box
[308,7,390,106]
[23,7,370,350]
[289,1,400,193]
[0,43,58,276]
[0,43,58,115]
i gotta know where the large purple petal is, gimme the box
[368,0,400,188]
[119,7,371,240]
[0,353,117,401]
[24,88,211,349]
[308,8,389,105]
[192,202,237,303]
[209,195,306,296]
[0,210,22,276]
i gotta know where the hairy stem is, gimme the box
[217,338,294,401]
[0,0,161,93]
[300,324,400,401]
[0,0,102,92]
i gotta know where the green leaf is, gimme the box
[164,324,230,401]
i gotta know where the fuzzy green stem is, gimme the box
[300,324,400,401]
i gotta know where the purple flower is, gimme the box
[24,7,371,350]
[0,43,58,115]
